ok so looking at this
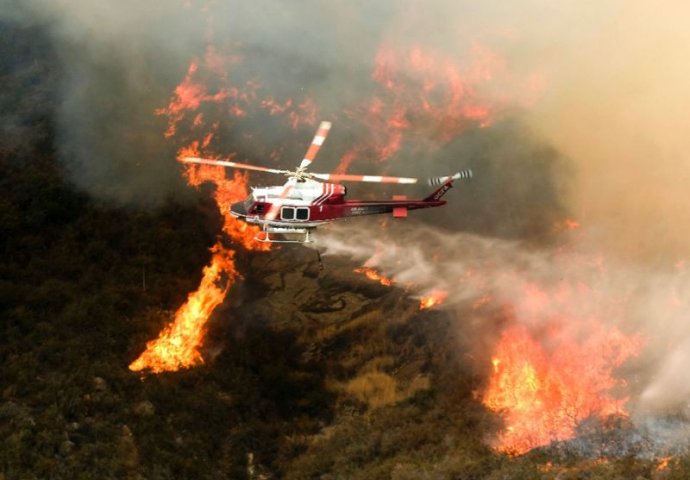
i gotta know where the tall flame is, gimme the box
[129,164,268,373]
[129,244,237,373]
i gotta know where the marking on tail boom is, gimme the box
[429,183,452,201]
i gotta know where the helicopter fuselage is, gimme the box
[182,120,472,243]
[229,178,449,236]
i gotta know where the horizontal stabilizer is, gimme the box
[392,195,408,218]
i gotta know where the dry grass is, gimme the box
[340,371,431,408]
[345,371,399,407]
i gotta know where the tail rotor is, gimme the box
[429,169,473,186]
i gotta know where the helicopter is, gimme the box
[182,121,472,243]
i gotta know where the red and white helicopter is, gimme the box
[183,121,472,243]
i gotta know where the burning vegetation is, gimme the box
[483,322,642,455]
[129,244,237,373]
[419,290,448,310]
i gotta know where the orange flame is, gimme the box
[155,61,230,138]
[354,267,394,286]
[419,290,448,309]
[482,322,642,455]
[182,153,270,252]
[130,244,237,373]
[656,456,672,471]
[335,43,537,174]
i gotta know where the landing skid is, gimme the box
[254,226,315,244]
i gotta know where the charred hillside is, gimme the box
[1,19,688,480]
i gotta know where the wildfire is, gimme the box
[354,267,394,286]
[132,17,540,377]
[131,46,272,373]
[419,290,448,310]
[144,7,647,461]
[483,321,642,455]
[129,244,237,373]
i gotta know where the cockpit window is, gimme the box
[295,207,309,220]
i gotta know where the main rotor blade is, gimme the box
[182,157,286,175]
[299,121,332,170]
[310,173,418,184]
[265,178,297,221]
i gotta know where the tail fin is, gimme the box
[424,169,472,202]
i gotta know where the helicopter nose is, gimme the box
[230,201,246,217]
